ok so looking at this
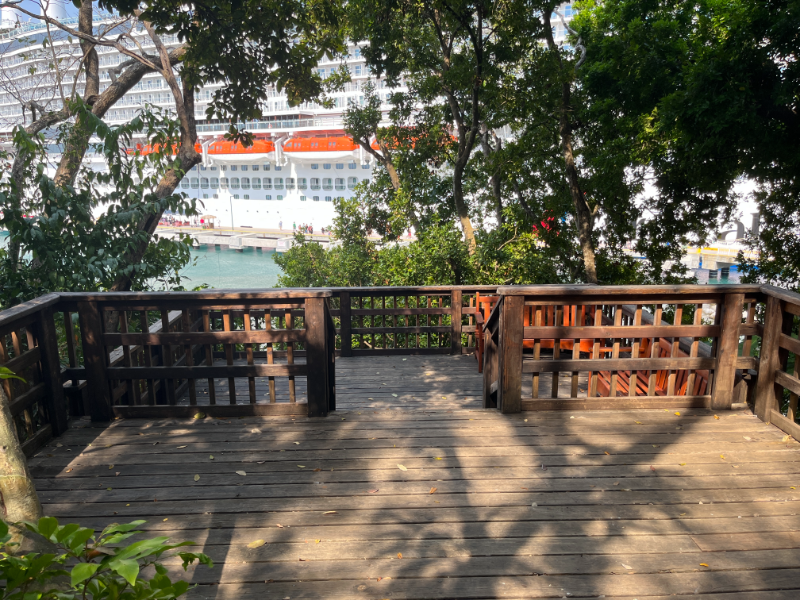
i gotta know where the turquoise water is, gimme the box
[180,246,282,290]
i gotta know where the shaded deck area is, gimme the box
[27,356,800,599]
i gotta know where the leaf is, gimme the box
[604,451,610,455]
[236,471,247,476]
[635,421,642,425]
[163,518,168,522]
[435,457,443,460]
[112,558,140,585]
[621,563,632,570]
[71,562,99,586]
[392,393,398,397]
[247,539,266,548]
[397,553,402,559]
[369,489,379,493]
[720,454,725,460]
[782,435,791,442]
[209,455,215,460]
[276,524,284,528]
[293,441,300,445]
[323,511,337,515]
[177,445,187,449]
[714,415,720,420]
[429,487,437,494]
[194,474,200,481]
[297,465,306,468]
[194,412,206,419]
[680,463,686,466]
[397,464,407,471]
[743,436,751,441]
[674,412,681,416]
[108,464,114,469]
[700,563,709,567]
[315,539,321,543]
[650,466,656,471]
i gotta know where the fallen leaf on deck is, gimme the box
[652,445,660,448]
[247,539,266,549]
[782,435,791,443]
[209,455,214,460]
[635,421,642,425]
[714,415,720,420]
[293,442,300,445]
[369,489,379,493]
[674,412,681,416]
[613,482,619,485]
[430,487,437,494]
[680,463,686,466]
[314,468,321,472]
[650,466,656,471]
[106,487,113,491]
[297,465,306,468]
[177,445,187,449]
[621,563,632,570]
[115,472,120,476]
[276,524,284,528]
[743,436,751,441]
[397,553,402,559]
[435,457,443,460]
[699,563,709,567]
[163,518,168,522]
[397,464,407,471]
[604,451,610,455]
[193,412,206,419]
[108,464,114,469]
[323,511,337,515]
[392,394,398,397]
[65,468,73,473]
[791,486,796,490]
[194,474,200,481]
[315,539,320,543]
[720,454,725,459]
[236,471,247,476]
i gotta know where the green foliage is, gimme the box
[0,368,24,382]
[0,517,212,599]
[0,102,197,307]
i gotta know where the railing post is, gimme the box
[754,295,789,422]
[711,292,744,410]
[78,301,113,422]
[339,291,352,357]
[305,297,329,417]
[450,289,462,355]
[327,300,336,412]
[35,308,68,436]
[499,294,524,413]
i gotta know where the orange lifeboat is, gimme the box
[283,136,359,152]
[206,139,275,154]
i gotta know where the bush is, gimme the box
[0,517,212,599]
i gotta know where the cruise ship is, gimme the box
[0,3,575,231]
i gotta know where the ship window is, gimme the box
[266,195,272,200]
[231,165,238,171]
[310,178,320,190]
[285,177,296,190]
[252,165,259,171]
[220,177,229,189]
[241,165,248,171]
[191,178,199,189]
[244,195,250,199]
[349,162,356,169]
[230,177,240,189]
[347,177,358,190]
[213,193,219,198]
[313,196,320,202]
[335,178,345,190]
[355,65,362,76]
[277,195,283,200]
[322,178,333,190]
[241,177,250,189]
[251,178,261,190]
[274,177,284,190]
[263,163,270,171]
[211,178,219,189]
[200,177,209,189]
[233,194,240,199]
[362,163,369,169]
[300,196,307,202]
[323,163,332,170]
[311,164,319,170]
[263,177,272,190]
[210,166,217,171]
[203,194,208,199]
[325,196,333,202]
[275,165,282,171]
[180,179,189,189]
[336,163,344,170]
[200,165,207,171]
[297,178,307,190]
[221,165,227,171]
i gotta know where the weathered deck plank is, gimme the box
[28,355,800,599]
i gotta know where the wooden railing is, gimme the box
[482,285,766,413]
[2,283,799,455]
[328,286,497,356]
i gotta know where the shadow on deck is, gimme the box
[28,355,800,599]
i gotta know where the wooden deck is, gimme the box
[28,356,800,599]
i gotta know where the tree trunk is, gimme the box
[480,126,503,226]
[452,159,477,253]
[0,385,42,523]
